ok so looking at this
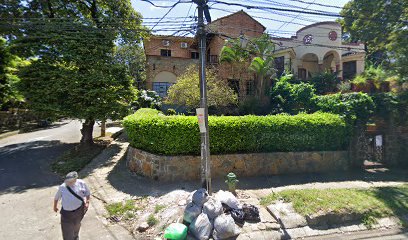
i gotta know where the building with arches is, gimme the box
[272,21,365,81]
[143,11,366,98]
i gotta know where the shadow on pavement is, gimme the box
[0,140,76,194]
[18,121,70,134]
[107,149,408,198]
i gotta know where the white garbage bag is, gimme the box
[184,202,202,224]
[215,190,242,210]
[213,214,241,240]
[192,188,208,207]
[189,213,213,240]
[202,197,223,220]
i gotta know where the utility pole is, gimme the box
[193,0,212,194]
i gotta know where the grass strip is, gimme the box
[51,140,108,175]
[260,185,408,226]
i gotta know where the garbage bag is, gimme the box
[202,197,223,220]
[242,204,261,222]
[215,190,242,210]
[230,208,245,225]
[189,213,213,240]
[184,202,202,224]
[192,188,208,207]
[164,223,188,240]
[213,214,241,240]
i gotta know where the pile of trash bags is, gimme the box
[182,189,260,240]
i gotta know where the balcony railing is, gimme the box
[207,55,219,65]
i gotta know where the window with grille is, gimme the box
[343,61,357,80]
[246,80,255,96]
[228,79,240,96]
[275,56,285,78]
[152,82,173,97]
[191,52,199,59]
[160,49,171,57]
[298,68,307,80]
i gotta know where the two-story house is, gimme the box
[143,11,366,98]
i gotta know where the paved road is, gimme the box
[0,120,133,240]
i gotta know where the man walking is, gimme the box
[54,171,91,240]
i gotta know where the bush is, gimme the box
[123,108,351,155]
[270,76,316,114]
[166,108,176,115]
[314,92,375,123]
[372,93,399,120]
[131,90,161,110]
[309,72,340,94]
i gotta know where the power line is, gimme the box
[176,2,195,35]
[275,0,316,32]
[209,0,342,17]
[150,0,183,30]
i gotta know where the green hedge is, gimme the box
[314,92,375,123]
[123,108,352,155]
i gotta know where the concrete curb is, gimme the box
[303,227,408,240]
[0,130,19,140]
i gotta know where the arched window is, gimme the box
[152,71,177,97]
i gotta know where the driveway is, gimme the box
[0,120,133,240]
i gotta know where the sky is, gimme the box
[131,0,351,37]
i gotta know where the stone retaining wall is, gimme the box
[127,147,350,181]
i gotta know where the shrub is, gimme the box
[123,108,351,155]
[337,81,351,93]
[314,92,375,123]
[351,65,392,93]
[270,76,316,114]
[131,90,161,111]
[309,72,340,94]
[372,93,399,120]
[166,108,176,115]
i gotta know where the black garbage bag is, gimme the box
[242,204,260,222]
[230,208,245,225]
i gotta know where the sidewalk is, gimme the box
[82,134,408,240]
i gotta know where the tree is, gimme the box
[220,34,275,102]
[114,44,146,88]
[3,0,146,144]
[339,0,408,73]
[165,65,238,110]
[0,38,27,109]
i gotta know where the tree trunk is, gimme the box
[80,119,95,144]
[100,119,106,137]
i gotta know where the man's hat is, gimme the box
[65,171,78,180]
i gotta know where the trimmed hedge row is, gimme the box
[123,108,352,155]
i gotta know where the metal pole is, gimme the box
[195,0,211,194]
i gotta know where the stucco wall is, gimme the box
[127,147,350,181]
[145,56,199,89]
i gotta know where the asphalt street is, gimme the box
[0,120,132,240]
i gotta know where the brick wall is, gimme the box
[144,11,267,98]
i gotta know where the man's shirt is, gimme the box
[54,179,90,211]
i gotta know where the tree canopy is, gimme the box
[0,37,28,109]
[1,0,146,143]
[166,65,238,110]
[340,0,408,80]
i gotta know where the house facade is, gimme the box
[143,11,365,98]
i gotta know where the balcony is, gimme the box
[207,55,219,65]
